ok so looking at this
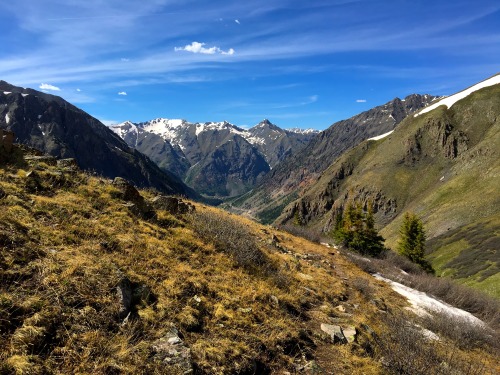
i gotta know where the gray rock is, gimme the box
[112,177,155,219]
[152,328,192,373]
[57,158,79,169]
[116,278,133,320]
[321,323,356,344]
[150,196,194,215]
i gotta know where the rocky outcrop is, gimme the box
[112,177,155,219]
[150,196,195,215]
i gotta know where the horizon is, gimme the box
[1,0,499,130]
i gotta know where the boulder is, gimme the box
[152,328,192,373]
[112,177,155,219]
[321,323,356,344]
[150,196,194,215]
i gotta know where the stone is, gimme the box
[152,328,192,374]
[270,295,279,307]
[342,326,357,343]
[116,278,133,320]
[150,196,194,215]
[0,129,14,153]
[112,177,155,219]
[57,158,79,169]
[320,323,357,344]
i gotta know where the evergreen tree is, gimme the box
[333,201,385,257]
[398,212,434,273]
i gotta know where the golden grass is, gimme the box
[1,152,498,374]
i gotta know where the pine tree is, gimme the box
[333,201,384,257]
[398,212,434,273]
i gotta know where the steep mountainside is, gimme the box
[228,94,436,223]
[277,76,500,296]
[0,81,194,197]
[0,144,498,374]
[111,118,317,198]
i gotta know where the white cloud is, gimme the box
[76,88,81,92]
[121,58,130,62]
[39,83,61,91]
[235,19,240,24]
[175,42,235,55]
[118,91,127,95]
[356,99,367,103]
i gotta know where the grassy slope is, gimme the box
[1,147,498,374]
[277,85,500,297]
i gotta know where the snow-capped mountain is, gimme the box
[110,118,318,198]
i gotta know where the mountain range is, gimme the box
[0,80,195,198]
[227,93,437,223]
[111,118,318,198]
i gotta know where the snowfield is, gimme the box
[367,130,393,141]
[373,274,485,326]
[415,74,500,117]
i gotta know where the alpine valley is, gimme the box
[1,75,499,374]
[110,119,318,198]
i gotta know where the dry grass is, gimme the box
[0,148,498,374]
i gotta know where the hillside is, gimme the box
[111,119,317,199]
[0,81,194,197]
[276,77,500,297]
[1,142,498,374]
[226,94,436,223]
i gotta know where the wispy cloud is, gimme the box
[118,91,127,96]
[235,19,240,24]
[356,99,367,103]
[174,42,235,55]
[39,83,60,91]
[121,58,130,62]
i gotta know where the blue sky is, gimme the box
[1,0,499,130]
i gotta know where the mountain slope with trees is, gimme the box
[276,77,500,296]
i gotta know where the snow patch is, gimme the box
[367,130,393,141]
[415,74,500,117]
[5,114,10,124]
[3,91,11,95]
[373,274,485,326]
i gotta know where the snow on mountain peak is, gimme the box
[415,74,500,117]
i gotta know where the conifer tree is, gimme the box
[333,201,384,256]
[398,212,434,273]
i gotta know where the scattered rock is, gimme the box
[112,177,155,219]
[116,278,133,320]
[270,295,279,307]
[335,305,346,313]
[321,323,357,344]
[57,158,79,169]
[150,196,195,215]
[25,170,44,193]
[152,328,192,373]
[238,307,253,313]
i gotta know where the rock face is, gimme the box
[320,323,357,344]
[229,94,437,223]
[111,118,317,198]
[0,81,195,197]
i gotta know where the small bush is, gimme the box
[191,210,277,278]
[277,224,322,243]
